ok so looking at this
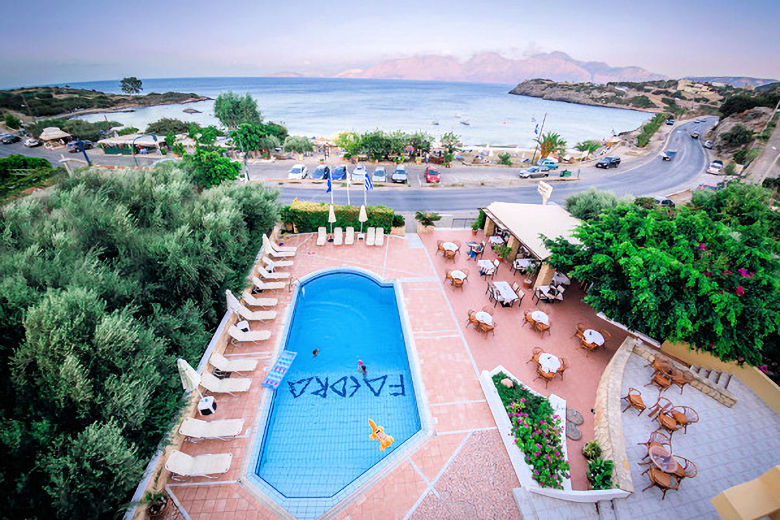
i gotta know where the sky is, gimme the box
[1,0,778,87]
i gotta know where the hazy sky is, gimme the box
[1,0,778,87]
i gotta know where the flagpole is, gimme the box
[530,112,547,165]
[346,170,351,206]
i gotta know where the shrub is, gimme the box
[565,189,624,221]
[283,135,313,154]
[582,441,602,460]
[392,213,405,227]
[629,95,656,109]
[117,126,139,136]
[0,154,51,178]
[634,196,656,209]
[181,147,242,188]
[4,112,21,129]
[283,201,395,232]
[721,125,754,146]
[146,118,194,135]
[723,162,737,175]
[733,148,748,164]
[415,211,441,227]
[497,152,512,166]
[472,209,486,231]
[586,458,614,490]
[636,113,669,148]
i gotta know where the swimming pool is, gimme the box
[248,270,425,512]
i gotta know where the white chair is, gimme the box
[252,276,285,291]
[227,325,270,344]
[209,351,258,374]
[179,418,244,442]
[262,256,292,269]
[241,289,277,307]
[165,450,232,480]
[263,236,295,258]
[375,227,385,246]
[200,371,251,396]
[226,289,277,321]
[316,227,327,246]
[345,226,355,245]
[263,233,296,252]
[256,265,290,280]
[333,227,343,245]
[366,227,376,246]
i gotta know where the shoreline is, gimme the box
[59,96,210,120]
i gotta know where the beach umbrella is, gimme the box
[358,204,368,233]
[177,358,203,398]
[328,204,337,232]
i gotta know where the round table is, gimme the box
[584,329,605,346]
[489,235,505,245]
[466,241,478,248]
[531,310,549,325]
[648,444,678,473]
[450,270,466,280]
[538,353,561,373]
[442,241,459,252]
[474,311,493,325]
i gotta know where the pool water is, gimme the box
[254,271,421,499]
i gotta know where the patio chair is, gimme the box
[227,325,271,344]
[535,365,555,388]
[511,281,521,293]
[200,371,251,396]
[227,290,277,322]
[316,227,327,246]
[670,406,699,434]
[262,256,293,269]
[209,351,258,375]
[444,249,457,260]
[366,227,376,246]
[527,346,543,365]
[646,371,673,392]
[256,265,290,280]
[573,322,587,340]
[452,269,468,288]
[466,309,479,329]
[558,357,568,380]
[263,233,297,253]
[241,289,277,308]
[179,418,245,442]
[436,240,445,255]
[642,467,680,500]
[445,270,454,283]
[376,227,385,246]
[657,411,682,436]
[598,329,612,345]
[671,370,694,394]
[252,276,286,291]
[263,235,296,257]
[479,321,495,336]
[645,355,673,374]
[333,227,343,246]
[535,321,551,336]
[672,456,698,481]
[165,450,233,481]
[345,226,355,245]
[647,396,674,419]
[580,337,600,356]
[487,285,500,307]
[638,429,672,454]
[523,311,536,328]
[621,387,646,415]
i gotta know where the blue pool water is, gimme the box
[254,271,421,499]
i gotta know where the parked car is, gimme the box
[23,138,41,147]
[690,132,700,139]
[287,164,308,179]
[66,140,93,152]
[518,166,550,178]
[661,150,677,161]
[653,197,676,208]
[595,156,621,168]
[537,158,559,170]
[1,134,21,144]
[703,140,714,149]
[330,165,348,180]
[372,166,386,183]
[707,160,724,174]
[424,166,440,183]
[696,181,728,191]
[311,165,330,180]
[665,118,675,125]
[350,163,367,182]
[391,165,407,184]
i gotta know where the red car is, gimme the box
[424,166,440,183]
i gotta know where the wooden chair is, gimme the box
[444,249,457,260]
[670,406,699,434]
[646,370,673,392]
[535,365,555,388]
[621,387,646,415]
[657,412,682,436]
[466,309,479,329]
[436,240,445,255]
[444,270,453,283]
[535,321,551,336]
[511,281,521,293]
[672,456,697,481]
[648,396,673,419]
[527,347,543,365]
[638,430,672,460]
[580,337,600,356]
[671,370,694,394]
[557,357,568,380]
[452,277,464,288]
[645,355,673,374]
[598,329,612,345]
[573,322,586,340]
[479,320,495,336]
[642,467,680,500]
[523,311,536,328]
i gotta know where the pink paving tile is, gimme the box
[410,432,468,482]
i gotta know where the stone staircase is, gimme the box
[690,365,732,390]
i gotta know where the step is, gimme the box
[708,369,721,385]
[719,373,732,390]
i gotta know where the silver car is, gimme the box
[350,163,367,182]
[372,166,386,183]
[392,165,407,183]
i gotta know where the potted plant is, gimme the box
[390,213,406,236]
[145,491,170,519]
[582,441,601,460]
[524,262,539,288]
[471,220,480,235]
[496,245,512,262]
[471,209,486,236]
[415,211,441,234]
[586,457,614,490]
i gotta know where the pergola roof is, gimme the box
[38,127,71,141]
[483,202,581,260]
[98,134,161,147]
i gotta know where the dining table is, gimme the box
[493,281,519,303]
[474,311,493,325]
[531,310,550,325]
[489,235,505,245]
[583,329,605,346]
[442,241,459,252]
[648,444,678,473]
[538,353,561,373]
[477,259,495,273]
[450,270,467,280]
[552,272,571,285]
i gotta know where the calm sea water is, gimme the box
[69,77,651,147]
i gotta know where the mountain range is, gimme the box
[331,51,667,84]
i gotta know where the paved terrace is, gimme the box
[161,228,631,519]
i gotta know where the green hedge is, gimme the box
[0,154,52,178]
[637,113,670,148]
[282,201,395,232]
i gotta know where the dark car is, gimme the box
[690,132,700,139]
[661,150,677,161]
[330,165,348,180]
[654,197,675,208]
[595,156,621,169]
[66,140,93,152]
[311,165,330,180]
[1,134,21,144]
[424,166,440,183]
[665,118,675,125]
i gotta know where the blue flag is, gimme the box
[364,174,373,192]
[534,123,539,135]
[326,173,332,193]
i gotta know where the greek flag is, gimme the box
[364,174,373,192]
[534,123,539,135]
[326,173,332,193]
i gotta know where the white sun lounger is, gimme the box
[316,227,327,246]
[226,289,277,321]
[201,371,251,395]
[210,351,258,374]
[263,235,296,257]
[256,265,290,280]
[333,227,343,245]
[345,226,355,245]
[165,450,232,480]
[263,256,293,269]
[179,418,245,442]
[366,227,376,246]
[252,276,286,291]
[241,289,277,307]
[375,227,385,246]
[263,233,297,252]
[227,325,271,344]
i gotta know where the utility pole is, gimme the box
[530,113,547,165]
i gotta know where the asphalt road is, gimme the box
[1,118,717,211]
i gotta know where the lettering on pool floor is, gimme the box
[288,374,406,398]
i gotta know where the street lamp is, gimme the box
[132,133,157,166]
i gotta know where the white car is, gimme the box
[350,163,367,182]
[372,166,386,183]
[288,164,308,180]
[23,138,41,147]
[707,160,724,174]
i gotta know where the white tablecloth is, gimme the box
[478,259,495,272]
[493,281,518,302]
[584,329,604,346]
[489,235,505,244]
[552,272,570,285]
[442,241,459,251]
[539,353,561,373]
[514,258,532,269]
[531,310,549,325]
[475,311,493,325]
[451,270,466,280]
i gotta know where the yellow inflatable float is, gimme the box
[368,419,394,451]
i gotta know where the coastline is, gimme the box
[59,95,210,120]
[508,91,658,114]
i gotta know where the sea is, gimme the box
[68,77,652,148]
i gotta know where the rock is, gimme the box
[566,408,584,425]
[566,422,582,441]
[500,378,514,388]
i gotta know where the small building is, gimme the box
[481,201,581,290]
[38,127,72,147]
[97,134,164,155]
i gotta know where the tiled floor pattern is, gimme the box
[614,354,780,520]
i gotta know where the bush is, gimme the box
[724,162,737,175]
[146,118,195,135]
[117,126,139,136]
[586,458,614,490]
[733,148,748,164]
[0,154,51,178]
[4,112,21,129]
[283,135,313,154]
[472,208,486,231]
[582,441,602,460]
[565,189,624,221]
[282,201,395,232]
[497,152,512,166]
[629,95,656,109]
[415,211,441,227]
[392,213,405,227]
[181,147,242,188]
[721,125,754,146]
[636,113,669,147]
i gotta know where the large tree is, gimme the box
[545,185,779,365]
[535,131,567,158]
[213,91,262,130]
[282,135,313,154]
[120,76,143,94]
